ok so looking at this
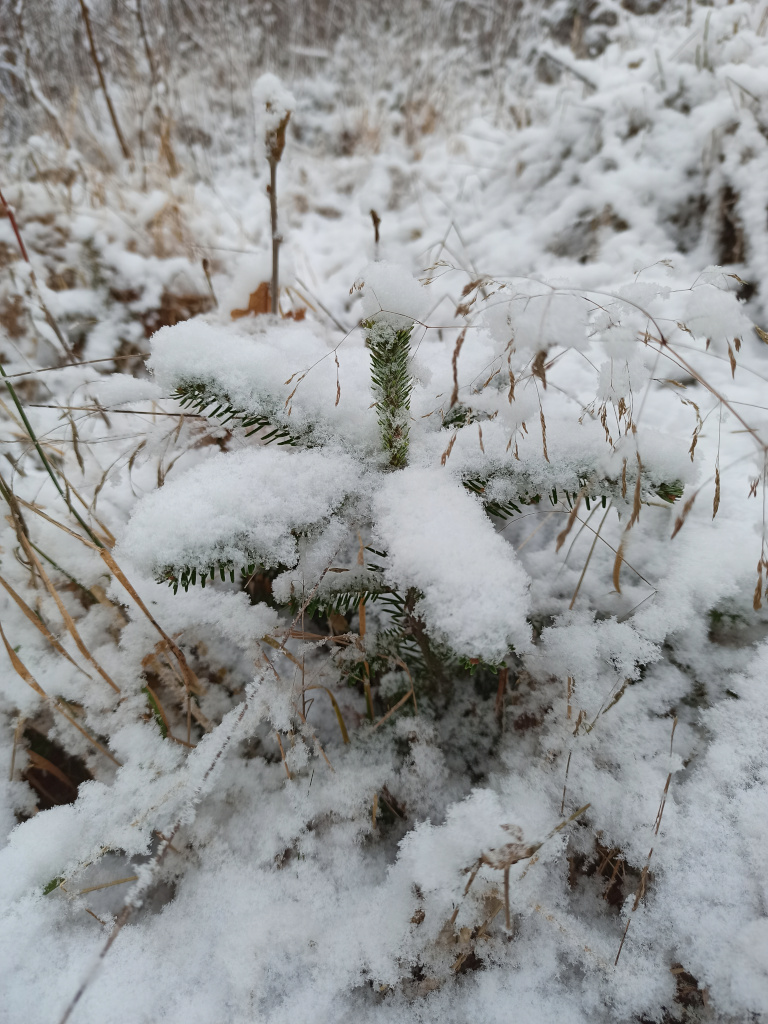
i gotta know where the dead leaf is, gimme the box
[231,282,271,319]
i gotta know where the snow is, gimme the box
[358,261,432,331]
[253,73,296,162]
[147,317,381,453]
[1,2,768,1022]
[119,446,363,578]
[373,467,531,660]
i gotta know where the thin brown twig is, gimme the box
[3,354,151,380]
[77,0,131,160]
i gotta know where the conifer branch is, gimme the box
[365,320,413,468]
[172,382,299,445]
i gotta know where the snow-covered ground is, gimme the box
[1,2,768,1021]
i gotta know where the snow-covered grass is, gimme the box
[1,2,768,1022]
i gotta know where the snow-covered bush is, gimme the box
[2,2,768,1022]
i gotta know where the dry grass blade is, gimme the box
[0,468,30,542]
[555,487,586,552]
[391,656,418,713]
[613,457,652,588]
[262,634,303,668]
[19,536,120,693]
[571,503,612,608]
[0,621,120,765]
[10,716,26,781]
[0,368,102,542]
[275,731,292,778]
[98,548,202,695]
[616,759,675,965]
[546,803,591,841]
[628,455,643,529]
[77,875,138,896]
[561,504,597,568]
[654,773,672,836]
[539,407,549,462]
[260,654,335,772]
[19,504,201,695]
[53,703,120,765]
[441,430,457,466]
[303,685,350,743]
[0,573,90,676]
[5,632,55,693]
[754,557,767,611]
[560,751,572,815]
[26,749,77,791]
[15,498,92,543]
[449,328,467,409]
[372,689,415,731]
[3,354,151,380]
[65,481,116,547]
[671,491,697,539]
[458,804,591,934]
[531,350,547,389]
[612,539,626,594]
[143,652,211,734]
[157,643,205,697]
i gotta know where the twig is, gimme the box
[3,354,151,380]
[537,50,597,92]
[77,0,131,160]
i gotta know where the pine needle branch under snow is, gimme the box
[172,381,300,445]
[365,319,414,468]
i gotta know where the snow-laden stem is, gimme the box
[262,96,291,315]
[269,157,280,315]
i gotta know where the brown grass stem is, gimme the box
[77,0,131,160]
[0,364,103,546]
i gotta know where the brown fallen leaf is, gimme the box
[231,281,271,319]
[231,281,306,321]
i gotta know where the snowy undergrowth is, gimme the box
[1,2,768,1022]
